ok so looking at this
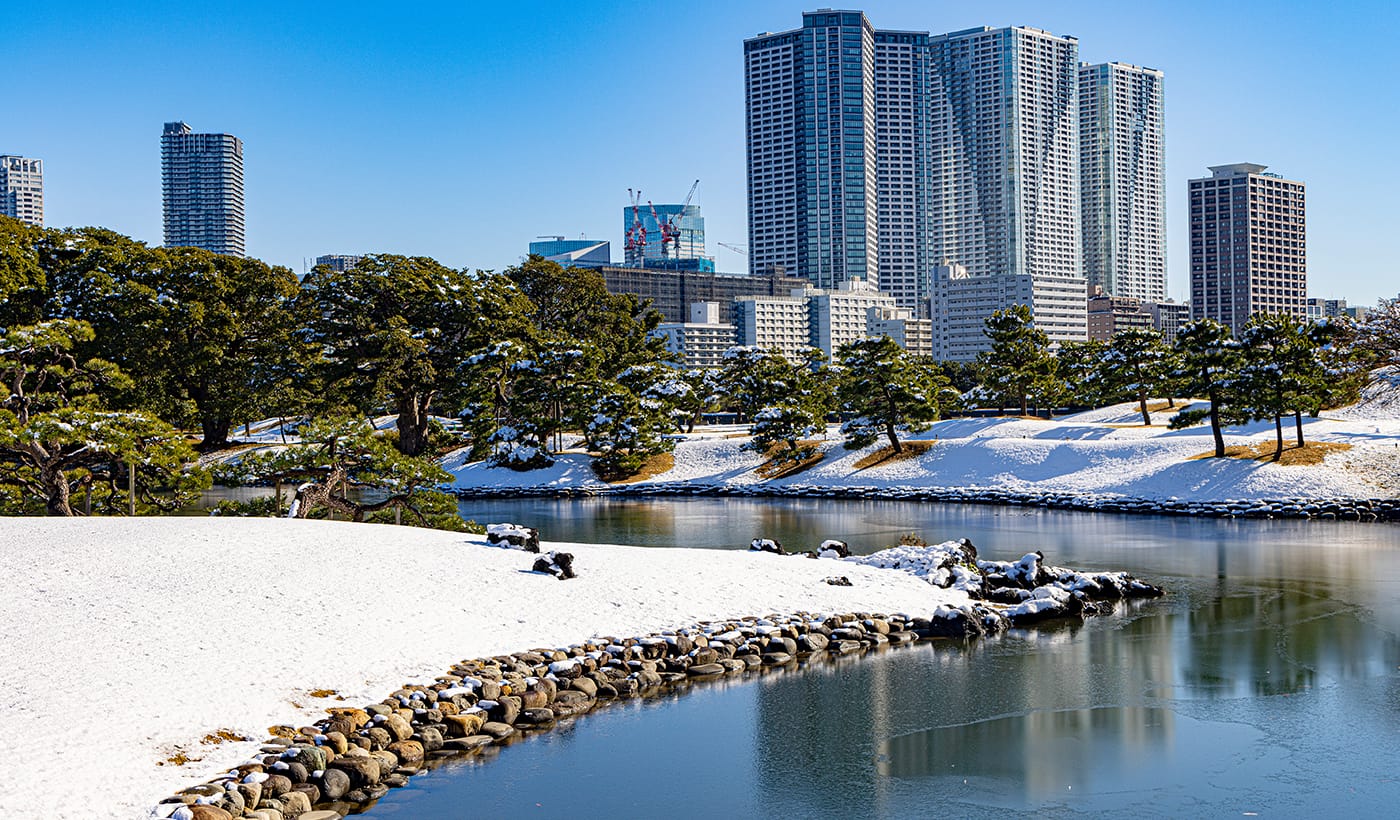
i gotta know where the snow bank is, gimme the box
[0,517,968,819]
[445,405,1400,503]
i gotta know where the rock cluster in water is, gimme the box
[154,542,1160,819]
[458,482,1400,522]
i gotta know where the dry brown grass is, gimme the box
[852,440,935,471]
[1189,440,1351,465]
[755,441,826,479]
[594,452,676,484]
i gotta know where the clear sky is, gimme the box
[6,1,1398,303]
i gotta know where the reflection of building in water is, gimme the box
[750,615,1180,809]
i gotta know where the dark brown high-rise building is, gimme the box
[1188,163,1306,333]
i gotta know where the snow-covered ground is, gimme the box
[0,517,968,819]
[448,401,1400,502]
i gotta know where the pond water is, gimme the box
[351,498,1400,817]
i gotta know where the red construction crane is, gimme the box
[660,179,700,258]
[625,188,646,264]
[647,199,664,260]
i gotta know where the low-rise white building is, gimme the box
[654,302,736,370]
[807,279,897,356]
[929,262,1088,361]
[733,293,810,360]
[866,306,933,357]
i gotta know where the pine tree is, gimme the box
[1169,319,1243,458]
[836,335,950,453]
[1099,329,1177,425]
[218,416,463,529]
[0,320,207,515]
[976,305,1060,416]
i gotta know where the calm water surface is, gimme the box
[388,499,1400,817]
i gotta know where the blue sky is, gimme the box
[6,1,1398,303]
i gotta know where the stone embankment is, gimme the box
[455,482,1400,522]
[154,541,1161,819]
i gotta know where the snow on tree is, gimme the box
[1095,329,1178,425]
[0,320,207,515]
[1168,319,1244,458]
[747,402,824,461]
[835,335,950,453]
[583,383,675,478]
[976,305,1061,416]
[217,415,464,529]
[297,255,530,458]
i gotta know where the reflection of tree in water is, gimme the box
[1180,579,1400,698]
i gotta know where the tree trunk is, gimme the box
[1020,393,1029,417]
[1208,395,1226,458]
[42,466,73,516]
[395,393,433,456]
[199,416,232,451]
[1138,390,1151,426]
[885,421,902,454]
[1294,410,1305,448]
[1274,414,1284,460]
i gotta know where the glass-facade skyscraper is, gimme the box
[745,10,877,290]
[745,14,1086,315]
[161,121,245,256]
[1080,62,1166,302]
[622,203,710,270]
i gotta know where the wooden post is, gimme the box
[394,506,402,526]
[128,462,136,516]
[274,481,283,516]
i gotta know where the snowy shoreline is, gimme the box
[445,402,1400,519]
[1,517,1157,819]
[453,481,1400,521]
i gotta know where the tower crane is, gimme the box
[625,188,646,265]
[647,199,664,260]
[717,242,747,256]
[660,179,700,258]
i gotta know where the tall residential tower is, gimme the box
[1079,62,1166,302]
[745,10,878,290]
[0,155,44,226]
[745,13,1087,326]
[927,26,1083,284]
[161,121,245,256]
[1188,163,1306,333]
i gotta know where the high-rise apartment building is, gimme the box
[1079,62,1166,302]
[161,121,245,256]
[745,10,878,290]
[927,27,1083,284]
[1188,163,1306,333]
[745,14,1086,322]
[0,155,44,226]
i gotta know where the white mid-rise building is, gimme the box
[734,292,812,361]
[866,305,933,357]
[0,155,43,226]
[930,262,1087,361]
[1080,62,1166,302]
[807,279,897,355]
[654,302,737,370]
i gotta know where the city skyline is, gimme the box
[4,1,1397,303]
